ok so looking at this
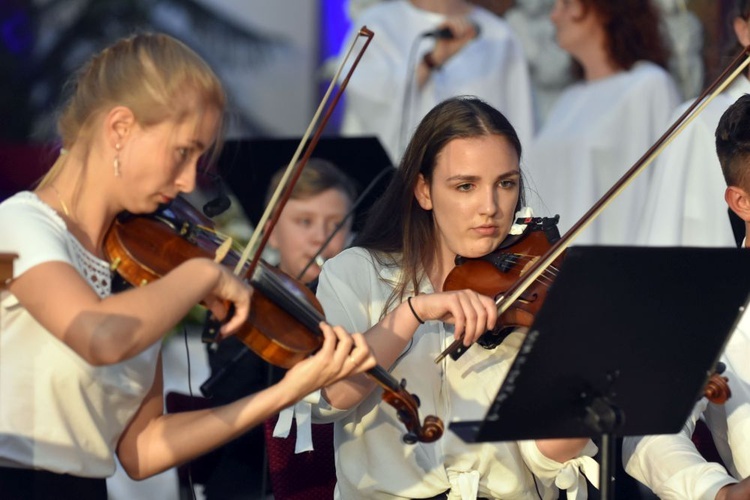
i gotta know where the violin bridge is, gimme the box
[109,257,121,272]
[520,255,539,275]
[215,237,233,264]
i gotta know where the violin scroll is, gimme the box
[381,377,444,444]
[704,370,731,405]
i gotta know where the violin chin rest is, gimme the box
[476,326,516,351]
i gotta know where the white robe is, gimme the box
[339,0,535,164]
[635,75,750,247]
[524,62,680,245]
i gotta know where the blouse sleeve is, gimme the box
[0,197,71,279]
[721,314,750,477]
[267,248,380,450]
[622,399,737,499]
[311,248,379,423]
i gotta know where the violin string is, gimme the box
[196,224,239,248]
[498,253,561,284]
[258,265,325,331]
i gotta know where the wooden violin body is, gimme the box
[105,199,323,367]
[441,216,563,359]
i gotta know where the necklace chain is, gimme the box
[50,185,70,217]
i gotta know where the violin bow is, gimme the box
[436,46,750,363]
[233,27,374,278]
[224,28,445,443]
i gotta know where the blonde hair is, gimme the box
[39,33,226,187]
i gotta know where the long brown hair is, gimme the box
[354,96,525,313]
[572,0,669,79]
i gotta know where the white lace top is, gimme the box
[0,191,161,477]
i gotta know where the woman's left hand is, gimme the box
[409,289,498,346]
[279,322,377,399]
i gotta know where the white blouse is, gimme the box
[0,192,161,477]
[306,247,597,500]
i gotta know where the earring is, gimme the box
[114,143,121,177]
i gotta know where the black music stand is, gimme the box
[450,246,750,499]
[216,136,394,232]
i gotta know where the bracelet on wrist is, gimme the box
[407,296,426,324]
[422,51,441,71]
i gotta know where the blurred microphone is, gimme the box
[422,22,481,39]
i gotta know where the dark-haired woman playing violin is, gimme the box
[0,32,375,500]
[306,96,598,500]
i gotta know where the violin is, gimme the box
[441,215,734,407]
[438,215,563,361]
[704,362,731,405]
[104,197,444,444]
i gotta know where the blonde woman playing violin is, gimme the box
[0,32,375,500]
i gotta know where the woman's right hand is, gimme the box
[280,322,377,399]
[201,260,253,338]
[408,290,497,346]
[430,15,479,67]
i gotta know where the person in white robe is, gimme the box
[523,0,680,245]
[338,0,535,165]
[636,3,750,248]
[623,93,750,500]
